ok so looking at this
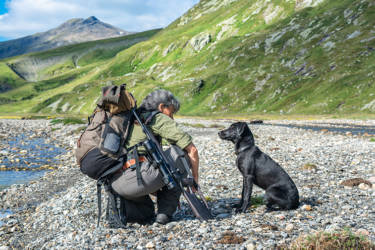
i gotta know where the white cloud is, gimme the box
[0,0,199,39]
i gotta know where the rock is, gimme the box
[275,214,285,220]
[198,227,208,234]
[216,213,231,219]
[285,223,294,231]
[368,176,375,184]
[145,242,155,249]
[302,205,312,211]
[358,183,371,190]
[301,163,318,171]
[245,242,256,250]
[325,224,340,232]
[0,246,10,250]
[189,33,211,51]
[332,216,343,224]
[0,151,9,156]
[213,207,230,214]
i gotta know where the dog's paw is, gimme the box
[235,208,243,213]
[235,206,249,213]
[232,203,242,208]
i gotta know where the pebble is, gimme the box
[145,242,155,249]
[216,213,231,219]
[245,242,256,250]
[301,205,312,211]
[285,224,294,231]
[358,183,371,190]
[0,118,374,249]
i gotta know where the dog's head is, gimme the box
[218,122,254,145]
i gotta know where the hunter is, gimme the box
[110,89,199,224]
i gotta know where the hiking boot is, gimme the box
[155,213,170,225]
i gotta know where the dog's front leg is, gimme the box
[236,175,253,213]
[233,178,245,209]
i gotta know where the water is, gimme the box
[0,133,66,189]
[0,171,47,190]
[0,209,12,227]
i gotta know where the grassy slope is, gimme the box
[0,0,374,116]
[0,29,160,113]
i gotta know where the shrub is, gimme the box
[282,229,375,250]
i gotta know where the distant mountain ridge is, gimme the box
[0,16,131,59]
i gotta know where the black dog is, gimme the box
[218,122,299,213]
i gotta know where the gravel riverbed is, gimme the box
[0,118,374,249]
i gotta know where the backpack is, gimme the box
[75,84,136,173]
[75,84,155,228]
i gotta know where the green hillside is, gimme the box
[0,0,374,116]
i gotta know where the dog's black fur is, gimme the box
[218,122,299,213]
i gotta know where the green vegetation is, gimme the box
[284,228,375,250]
[0,0,374,117]
[50,117,86,125]
[250,196,264,208]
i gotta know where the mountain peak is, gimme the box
[87,16,98,21]
[83,16,99,24]
[0,17,132,59]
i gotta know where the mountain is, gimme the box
[0,16,131,59]
[0,0,374,116]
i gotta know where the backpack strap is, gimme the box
[144,110,160,125]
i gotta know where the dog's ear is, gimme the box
[237,122,249,136]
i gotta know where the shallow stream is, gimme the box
[0,133,66,225]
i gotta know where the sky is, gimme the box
[0,0,199,42]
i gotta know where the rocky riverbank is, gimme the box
[0,118,374,249]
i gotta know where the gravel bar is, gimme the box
[0,118,374,249]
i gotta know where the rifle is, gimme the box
[132,109,213,220]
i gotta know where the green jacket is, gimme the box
[126,112,192,154]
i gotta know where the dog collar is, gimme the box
[235,144,252,155]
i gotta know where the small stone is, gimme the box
[198,227,208,234]
[216,213,231,219]
[275,214,285,220]
[285,224,294,231]
[358,183,370,190]
[0,151,9,156]
[301,163,317,171]
[302,205,312,211]
[245,242,256,250]
[368,176,375,184]
[145,241,155,249]
[325,224,340,232]
[355,228,370,236]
